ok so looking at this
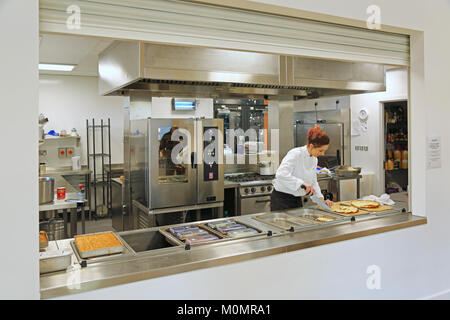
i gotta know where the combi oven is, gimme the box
[129,118,224,212]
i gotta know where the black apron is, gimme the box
[270,189,303,211]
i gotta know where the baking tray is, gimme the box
[201,219,264,239]
[74,232,124,259]
[71,232,134,265]
[252,212,315,231]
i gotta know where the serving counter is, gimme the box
[39,206,426,299]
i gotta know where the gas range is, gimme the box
[225,172,275,197]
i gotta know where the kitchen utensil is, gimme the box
[258,160,275,175]
[301,184,332,211]
[39,177,54,204]
[311,194,333,212]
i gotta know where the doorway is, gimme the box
[382,100,409,195]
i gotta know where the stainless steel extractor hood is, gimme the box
[99,41,386,98]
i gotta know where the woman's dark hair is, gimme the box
[307,125,330,147]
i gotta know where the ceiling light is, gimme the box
[39,64,75,71]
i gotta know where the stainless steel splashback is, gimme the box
[294,100,351,167]
[99,41,386,98]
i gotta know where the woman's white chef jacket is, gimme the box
[272,146,323,198]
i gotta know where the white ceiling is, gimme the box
[39,34,114,76]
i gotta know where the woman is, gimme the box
[271,125,334,211]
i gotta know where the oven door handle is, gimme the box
[191,152,197,169]
[255,199,271,203]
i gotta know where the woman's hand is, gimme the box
[325,199,334,207]
[301,183,316,195]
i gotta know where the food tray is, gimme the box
[160,224,226,246]
[70,236,134,266]
[252,212,315,231]
[202,218,264,239]
[286,208,346,223]
[73,232,124,259]
[39,249,72,274]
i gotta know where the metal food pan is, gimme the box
[285,208,346,223]
[39,250,72,274]
[160,224,226,246]
[70,234,134,266]
[201,219,264,239]
[158,228,185,246]
[252,212,314,231]
[73,232,124,259]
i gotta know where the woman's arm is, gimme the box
[312,174,334,206]
[312,175,323,199]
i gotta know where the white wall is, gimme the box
[0,0,39,299]
[38,79,215,167]
[39,75,125,165]
[64,0,450,300]
[350,69,408,196]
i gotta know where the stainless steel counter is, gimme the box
[224,180,240,189]
[40,209,426,299]
[41,166,92,181]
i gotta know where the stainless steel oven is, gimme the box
[225,173,274,215]
[129,118,224,211]
[240,194,271,215]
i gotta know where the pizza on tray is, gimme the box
[350,200,380,209]
[330,204,359,214]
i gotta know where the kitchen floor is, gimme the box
[77,216,115,234]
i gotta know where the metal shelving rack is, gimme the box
[86,118,112,219]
